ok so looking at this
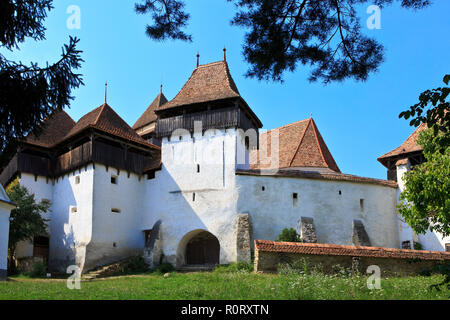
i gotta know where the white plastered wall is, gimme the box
[236,174,400,249]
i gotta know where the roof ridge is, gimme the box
[289,118,312,166]
[93,103,107,125]
[310,118,328,168]
[261,118,310,134]
[223,61,240,95]
[197,61,224,68]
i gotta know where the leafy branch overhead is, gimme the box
[135,0,430,82]
[399,74,450,151]
[0,0,84,162]
[135,0,191,41]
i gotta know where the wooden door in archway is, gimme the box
[186,231,220,265]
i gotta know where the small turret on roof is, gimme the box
[251,117,340,173]
[378,123,427,168]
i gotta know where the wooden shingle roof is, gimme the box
[378,123,427,167]
[251,118,340,172]
[158,61,241,111]
[65,103,160,149]
[132,92,168,130]
[24,109,76,148]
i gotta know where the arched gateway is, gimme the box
[177,230,220,267]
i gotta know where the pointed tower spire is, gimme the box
[104,81,108,104]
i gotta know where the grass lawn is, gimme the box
[0,270,449,300]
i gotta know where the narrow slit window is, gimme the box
[293,193,298,207]
[193,193,196,202]
[75,176,80,184]
[360,199,364,212]
[111,176,118,184]
[262,186,265,191]
[197,164,200,173]
[339,190,342,195]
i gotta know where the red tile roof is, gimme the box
[23,109,76,148]
[132,92,168,130]
[236,169,398,188]
[64,103,160,150]
[158,61,241,111]
[156,60,262,127]
[255,240,450,261]
[378,123,427,167]
[250,118,340,172]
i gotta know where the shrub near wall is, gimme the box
[254,240,450,276]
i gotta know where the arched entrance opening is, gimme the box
[176,230,220,267]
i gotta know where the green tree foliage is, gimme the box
[398,129,450,238]
[399,74,450,153]
[135,0,429,83]
[276,228,302,242]
[0,0,83,166]
[6,184,50,264]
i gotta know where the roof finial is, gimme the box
[104,81,108,104]
[160,83,163,94]
[223,47,227,62]
[196,52,200,68]
[310,112,312,118]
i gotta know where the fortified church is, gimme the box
[0,55,448,274]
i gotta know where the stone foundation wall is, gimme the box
[254,240,450,276]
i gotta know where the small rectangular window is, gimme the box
[111,208,121,214]
[293,193,298,207]
[111,176,118,184]
[75,176,80,184]
[360,199,364,212]
[71,206,77,214]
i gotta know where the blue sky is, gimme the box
[6,0,450,179]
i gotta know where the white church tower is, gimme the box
[140,55,262,268]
